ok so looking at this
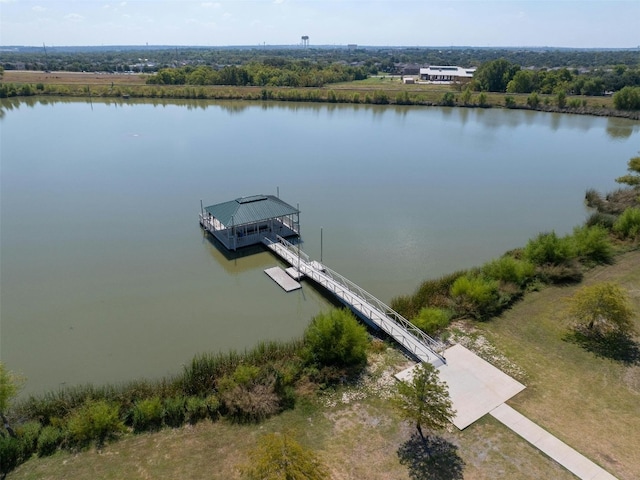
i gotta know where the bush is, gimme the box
[185,397,209,425]
[450,275,500,319]
[613,86,640,111]
[571,225,614,264]
[66,400,125,448]
[586,212,617,230]
[391,271,466,319]
[527,92,540,108]
[440,91,455,106]
[37,425,64,457]
[613,207,640,239]
[205,394,221,419]
[17,421,42,458]
[163,396,186,428]
[504,96,516,108]
[0,435,22,476]
[303,308,369,368]
[537,262,583,284]
[218,370,280,423]
[482,255,536,286]
[412,308,451,335]
[524,231,575,266]
[131,397,163,433]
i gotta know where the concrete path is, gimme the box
[395,344,619,480]
[490,404,618,480]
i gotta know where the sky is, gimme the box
[1,0,639,48]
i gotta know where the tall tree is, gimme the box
[393,363,455,445]
[242,432,328,480]
[473,58,520,92]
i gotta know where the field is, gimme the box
[9,250,640,480]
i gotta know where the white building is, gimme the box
[419,66,476,83]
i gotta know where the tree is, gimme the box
[613,86,640,111]
[615,156,640,187]
[393,363,455,445]
[473,59,520,92]
[0,363,24,439]
[569,282,636,337]
[242,432,327,480]
[303,308,369,368]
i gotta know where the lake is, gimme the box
[1,97,638,396]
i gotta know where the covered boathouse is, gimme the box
[199,195,300,251]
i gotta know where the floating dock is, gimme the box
[264,266,301,292]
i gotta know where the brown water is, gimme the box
[1,97,638,395]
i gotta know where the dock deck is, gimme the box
[264,266,302,292]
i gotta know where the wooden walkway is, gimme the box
[263,235,446,367]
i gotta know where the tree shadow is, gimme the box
[564,329,640,365]
[397,433,465,480]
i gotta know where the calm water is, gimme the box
[1,97,639,395]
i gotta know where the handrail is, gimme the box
[262,234,446,364]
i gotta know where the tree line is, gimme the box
[146,60,368,87]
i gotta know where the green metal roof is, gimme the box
[204,195,299,228]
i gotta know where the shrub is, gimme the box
[537,262,583,284]
[185,397,208,425]
[450,275,500,319]
[163,396,186,428]
[613,207,640,239]
[613,86,640,111]
[17,421,42,458]
[571,225,614,264]
[440,91,455,106]
[586,212,617,230]
[504,96,516,108]
[482,255,536,286]
[131,397,163,433]
[0,435,22,477]
[527,92,540,108]
[37,425,64,457]
[372,90,389,104]
[66,400,125,448]
[205,394,221,419]
[412,307,451,335]
[303,308,369,368]
[524,231,575,266]
[218,372,280,423]
[391,271,466,319]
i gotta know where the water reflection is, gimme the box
[2,95,638,141]
[202,232,276,275]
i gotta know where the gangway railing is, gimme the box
[262,234,447,365]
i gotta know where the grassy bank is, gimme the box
[3,70,638,120]
[9,249,640,480]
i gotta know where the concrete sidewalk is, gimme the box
[490,404,618,480]
[396,344,619,479]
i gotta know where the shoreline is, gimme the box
[2,70,639,120]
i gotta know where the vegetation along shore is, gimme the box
[1,150,639,478]
[1,47,640,118]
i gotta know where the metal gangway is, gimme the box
[262,235,447,367]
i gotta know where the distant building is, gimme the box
[419,66,476,83]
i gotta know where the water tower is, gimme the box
[301,35,309,48]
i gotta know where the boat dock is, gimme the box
[264,266,301,292]
[262,235,446,367]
